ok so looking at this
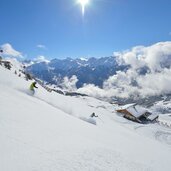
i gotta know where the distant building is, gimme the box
[116,103,157,123]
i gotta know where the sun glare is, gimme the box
[78,0,89,5]
[78,0,90,16]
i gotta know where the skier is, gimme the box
[29,81,38,94]
[90,112,98,118]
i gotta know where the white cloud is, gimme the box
[60,75,78,92]
[78,84,111,99]
[37,44,46,49]
[34,55,50,63]
[77,41,171,99]
[0,43,22,58]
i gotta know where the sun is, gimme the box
[78,0,89,6]
[78,0,90,16]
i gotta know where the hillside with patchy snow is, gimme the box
[0,63,171,171]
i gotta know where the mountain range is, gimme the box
[26,56,128,88]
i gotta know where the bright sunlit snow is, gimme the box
[0,62,171,171]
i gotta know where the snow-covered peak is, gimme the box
[80,57,88,61]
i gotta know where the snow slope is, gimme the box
[0,65,171,171]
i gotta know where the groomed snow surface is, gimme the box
[0,65,171,171]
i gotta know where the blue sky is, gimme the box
[0,0,171,59]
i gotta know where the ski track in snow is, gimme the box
[133,124,171,146]
[155,131,171,145]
